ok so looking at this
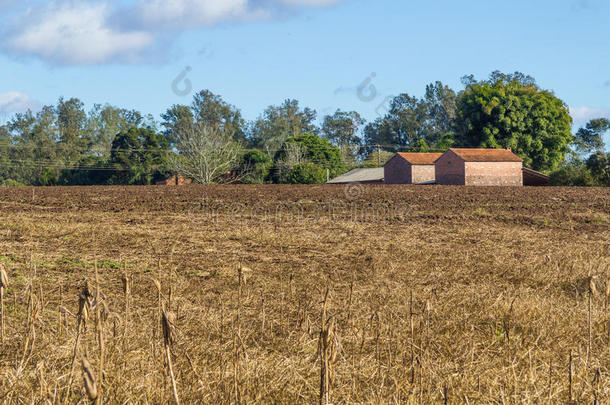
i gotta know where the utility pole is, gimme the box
[326,169,330,183]
[377,144,381,167]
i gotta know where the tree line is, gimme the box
[0,71,608,186]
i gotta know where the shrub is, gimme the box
[549,166,596,186]
[275,133,343,172]
[240,150,272,184]
[287,162,327,184]
[0,179,27,187]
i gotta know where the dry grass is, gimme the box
[0,184,608,403]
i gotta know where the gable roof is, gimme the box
[522,167,549,180]
[327,168,384,184]
[448,148,523,162]
[396,152,443,165]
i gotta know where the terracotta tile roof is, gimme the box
[449,148,523,162]
[396,152,443,165]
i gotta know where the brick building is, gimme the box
[435,148,523,186]
[155,174,192,186]
[384,152,443,184]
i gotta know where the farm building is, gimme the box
[384,153,443,184]
[327,168,384,184]
[435,148,523,186]
[522,167,550,186]
[155,174,192,186]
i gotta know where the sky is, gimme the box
[1,0,609,145]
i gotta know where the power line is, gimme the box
[0,141,442,151]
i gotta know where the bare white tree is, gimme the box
[275,142,306,183]
[171,122,243,184]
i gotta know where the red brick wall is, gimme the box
[411,165,436,184]
[156,175,192,186]
[384,155,412,184]
[465,162,523,186]
[176,175,192,185]
[435,151,465,185]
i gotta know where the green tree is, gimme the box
[161,104,194,147]
[435,132,455,151]
[272,133,342,183]
[250,99,318,153]
[239,149,272,184]
[455,72,573,171]
[2,107,60,185]
[192,90,245,143]
[321,110,364,146]
[108,128,170,185]
[422,81,457,145]
[321,110,365,165]
[287,162,326,184]
[361,150,395,168]
[573,118,609,154]
[86,104,150,156]
[162,90,244,147]
[276,133,342,170]
[56,97,87,163]
[410,139,430,152]
[362,117,394,153]
[586,151,610,186]
[0,124,15,183]
[29,107,60,185]
[362,81,456,154]
[549,165,596,186]
[60,155,111,185]
[1,97,156,186]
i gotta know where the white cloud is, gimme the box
[569,106,610,123]
[135,0,340,29]
[278,0,340,6]
[1,0,343,65]
[0,91,41,113]
[4,2,155,64]
[139,0,252,28]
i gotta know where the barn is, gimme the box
[384,152,443,184]
[435,148,523,186]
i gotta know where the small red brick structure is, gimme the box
[435,148,523,186]
[384,152,443,184]
[155,174,192,186]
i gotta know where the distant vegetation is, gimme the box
[0,72,608,186]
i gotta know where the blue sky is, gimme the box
[1,0,609,144]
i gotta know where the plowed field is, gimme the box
[0,185,608,403]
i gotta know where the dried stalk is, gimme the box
[233,266,243,405]
[319,285,337,405]
[66,280,92,402]
[568,350,573,402]
[122,264,130,345]
[0,264,8,342]
[82,355,98,402]
[162,309,180,405]
[94,262,104,405]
